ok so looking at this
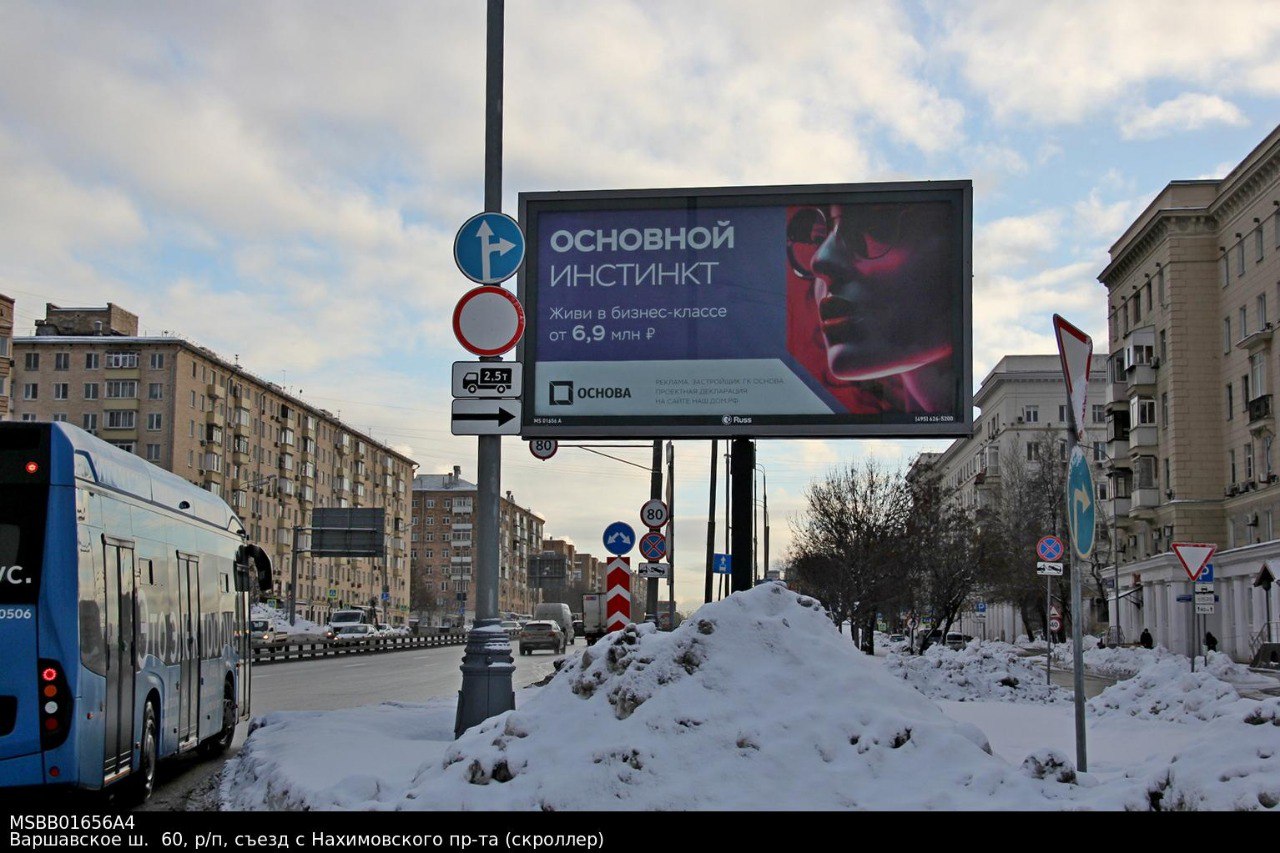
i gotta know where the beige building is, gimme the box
[912,354,1109,640]
[0,294,13,419]
[1099,123,1280,660]
[410,468,544,627]
[11,303,416,624]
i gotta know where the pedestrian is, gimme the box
[1205,631,1218,653]
[1140,627,1154,649]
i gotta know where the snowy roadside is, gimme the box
[220,587,1280,811]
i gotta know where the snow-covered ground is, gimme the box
[251,604,328,641]
[223,586,1280,811]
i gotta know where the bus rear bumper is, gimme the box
[0,750,46,788]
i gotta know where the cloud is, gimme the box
[975,210,1064,273]
[939,0,1280,125]
[1119,93,1249,140]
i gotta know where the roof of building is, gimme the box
[413,473,477,492]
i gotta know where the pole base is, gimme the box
[454,620,516,738]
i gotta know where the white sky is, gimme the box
[4,1,1280,612]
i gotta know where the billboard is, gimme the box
[310,507,386,558]
[517,182,972,438]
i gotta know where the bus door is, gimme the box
[177,553,200,745]
[102,538,136,781]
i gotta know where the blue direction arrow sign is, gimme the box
[712,553,732,574]
[1067,448,1096,559]
[603,521,636,556]
[454,212,525,285]
[639,531,667,561]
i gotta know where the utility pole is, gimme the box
[704,440,716,604]
[455,0,514,738]
[646,440,662,622]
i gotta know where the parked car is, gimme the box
[250,618,285,648]
[888,633,907,644]
[572,619,585,639]
[519,620,565,655]
[501,620,522,639]
[332,624,378,643]
[945,632,972,650]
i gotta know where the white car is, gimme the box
[332,624,378,643]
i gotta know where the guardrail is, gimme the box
[251,632,469,665]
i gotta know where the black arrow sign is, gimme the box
[453,407,515,426]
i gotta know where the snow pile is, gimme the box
[251,603,327,640]
[886,642,1071,704]
[1088,657,1248,723]
[1075,644,1177,679]
[1202,651,1279,691]
[392,585,1056,810]
[1142,698,1280,810]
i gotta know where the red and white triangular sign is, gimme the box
[1172,542,1216,582]
[1053,314,1093,441]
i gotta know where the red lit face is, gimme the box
[807,203,953,382]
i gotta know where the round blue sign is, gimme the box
[1067,449,1096,559]
[603,521,636,556]
[454,212,525,285]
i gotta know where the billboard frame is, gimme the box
[516,180,973,440]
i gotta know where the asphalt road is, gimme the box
[138,638,566,810]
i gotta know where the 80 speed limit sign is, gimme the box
[640,498,669,529]
[529,439,558,460]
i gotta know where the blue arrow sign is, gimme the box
[454,212,525,285]
[1067,448,1096,559]
[712,553,732,574]
[603,521,636,556]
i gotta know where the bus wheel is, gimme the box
[200,682,236,757]
[130,702,158,803]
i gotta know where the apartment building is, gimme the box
[912,354,1109,641]
[410,467,544,627]
[1099,124,1280,660]
[11,303,416,625]
[0,294,13,419]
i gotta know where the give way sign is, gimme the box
[1172,542,1216,582]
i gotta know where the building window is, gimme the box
[23,353,39,371]
[147,413,162,431]
[105,352,138,369]
[105,380,137,399]
[1157,269,1166,306]
[1093,441,1105,463]
[1222,255,1230,287]
[1246,443,1255,480]
[1227,383,1234,420]
[1131,397,1156,426]
[20,414,37,422]
[22,383,37,400]
[1132,295,1141,324]
[109,441,135,454]
[54,352,69,371]
[1229,449,1238,485]
[1159,329,1167,364]
[1256,227,1264,263]
[1224,317,1232,353]
[1022,405,1039,424]
[83,413,98,434]
[1237,241,1245,277]
[1092,404,1105,425]
[1240,306,1248,338]
[1161,392,1168,428]
[53,383,68,400]
[148,383,163,400]
[106,410,136,430]
[1260,293,1269,329]
[150,353,165,369]
[1144,282,1152,312]
[1026,443,1041,462]
[1250,353,1267,399]
[85,352,99,370]
[146,444,162,462]
[1058,405,1068,423]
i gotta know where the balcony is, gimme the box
[1109,496,1132,519]
[1128,424,1157,454]
[1132,487,1160,510]
[206,382,221,400]
[1105,381,1127,412]
[1125,364,1157,395]
[1237,323,1274,354]
[1249,394,1274,436]
[1106,436,1129,463]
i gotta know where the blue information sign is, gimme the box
[976,602,987,613]
[603,521,636,556]
[1067,449,1096,559]
[455,212,525,285]
[712,553,732,574]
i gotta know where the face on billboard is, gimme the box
[786,201,957,414]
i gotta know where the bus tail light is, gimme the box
[37,660,71,750]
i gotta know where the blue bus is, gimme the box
[0,422,271,800]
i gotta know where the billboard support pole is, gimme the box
[705,439,717,604]
[646,440,662,621]
[730,438,754,593]
[666,441,675,630]
[456,0,515,739]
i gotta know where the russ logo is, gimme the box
[549,381,574,406]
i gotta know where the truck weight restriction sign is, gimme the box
[640,498,670,529]
[529,439,558,460]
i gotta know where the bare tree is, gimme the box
[905,458,982,640]
[788,459,912,653]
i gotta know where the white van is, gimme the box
[534,603,575,645]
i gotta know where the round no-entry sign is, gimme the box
[452,286,525,357]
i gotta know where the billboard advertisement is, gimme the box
[517,181,972,438]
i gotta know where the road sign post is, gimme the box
[456,0,515,741]
[1054,313,1093,773]
[606,557,632,632]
